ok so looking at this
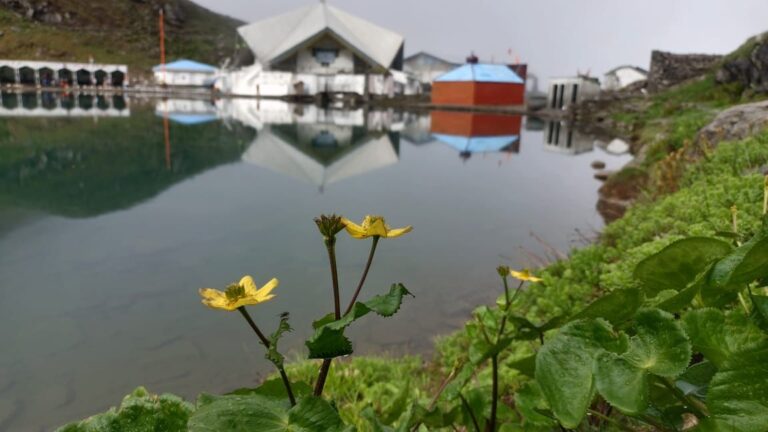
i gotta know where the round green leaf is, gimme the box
[711,235,768,287]
[535,319,627,428]
[633,237,732,296]
[706,342,768,432]
[570,288,643,325]
[683,308,765,368]
[189,394,347,432]
[594,352,648,414]
[623,309,691,377]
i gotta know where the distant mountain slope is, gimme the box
[0,0,252,75]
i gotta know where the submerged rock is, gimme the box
[591,160,606,169]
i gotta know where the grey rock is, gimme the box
[696,100,768,147]
[716,32,768,93]
[591,160,606,169]
[594,170,614,181]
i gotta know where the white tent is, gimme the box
[242,125,399,188]
[237,3,404,72]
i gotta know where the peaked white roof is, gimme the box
[242,126,399,188]
[238,3,404,70]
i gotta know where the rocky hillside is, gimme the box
[0,0,253,75]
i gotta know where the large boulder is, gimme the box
[696,100,768,147]
[716,32,768,93]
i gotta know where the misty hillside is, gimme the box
[0,0,253,74]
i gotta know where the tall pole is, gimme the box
[159,9,166,85]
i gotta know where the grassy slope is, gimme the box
[283,48,768,430]
[0,0,242,72]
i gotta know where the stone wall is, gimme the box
[647,50,722,91]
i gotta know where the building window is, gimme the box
[313,49,338,67]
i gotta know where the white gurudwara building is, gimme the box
[216,2,419,98]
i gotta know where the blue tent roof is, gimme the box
[434,64,524,84]
[152,59,218,73]
[432,133,519,153]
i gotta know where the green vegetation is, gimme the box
[0,0,243,71]
[53,35,768,432]
[0,109,255,216]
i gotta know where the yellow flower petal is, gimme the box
[386,226,413,238]
[199,288,236,310]
[255,278,279,301]
[198,276,278,311]
[240,275,258,296]
[509,269,543,283]
[343,215,412,239]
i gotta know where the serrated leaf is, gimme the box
[535,319,627,428]
[705,341,768,432]
[306,328,353,359]
[306,284,412,359]
[266,312,291,368]
[657,264,712,312]
[570,288,643,324]
[188,394,347,432]
[633,237,732,296]
[228,379,313,400]
[56,387,193,432]
[623,309,691,377]
[594,352,648,414]
[711,234,768,287]
[683,308,766,368]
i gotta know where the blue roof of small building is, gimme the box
[152,59,217,73]
[434,63,524,84]
[433,133,520,153]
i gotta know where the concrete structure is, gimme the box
[0,92,129,117]
[403,52,459,88]
[153,60,218,87]
[0,60,127,87]
[547,76,601,110]
[217,2,415,97]
[602,65,647,91]
[543,120,594,154]
[432,63,525,106]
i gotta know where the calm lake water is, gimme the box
[0,93,631,431]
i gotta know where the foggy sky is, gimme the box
[194,0,768,83]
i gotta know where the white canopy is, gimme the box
[238,3,404,71]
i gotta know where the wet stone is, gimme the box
[591,160,606,169]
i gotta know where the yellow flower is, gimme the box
[341,215,412,239]
[199,276,278,311]
[509,269,543,283]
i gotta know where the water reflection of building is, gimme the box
[211,99,402,189]
[543,121,594,155]
[430,111,521,160]
[0,92,129,117]
[242,123,399,190]
[155,99,218,125]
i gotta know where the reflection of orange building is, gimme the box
[431,111,522,154]
[432,63,525,106]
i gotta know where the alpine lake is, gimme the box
[0,93,632,431]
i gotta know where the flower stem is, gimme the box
[325,239,342,320]
[344,236,380,316]
[487,354,499,432]
[459,393,481,432]
[315,238,342,397]
[237,307,296,406]
[658,376,708,418]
